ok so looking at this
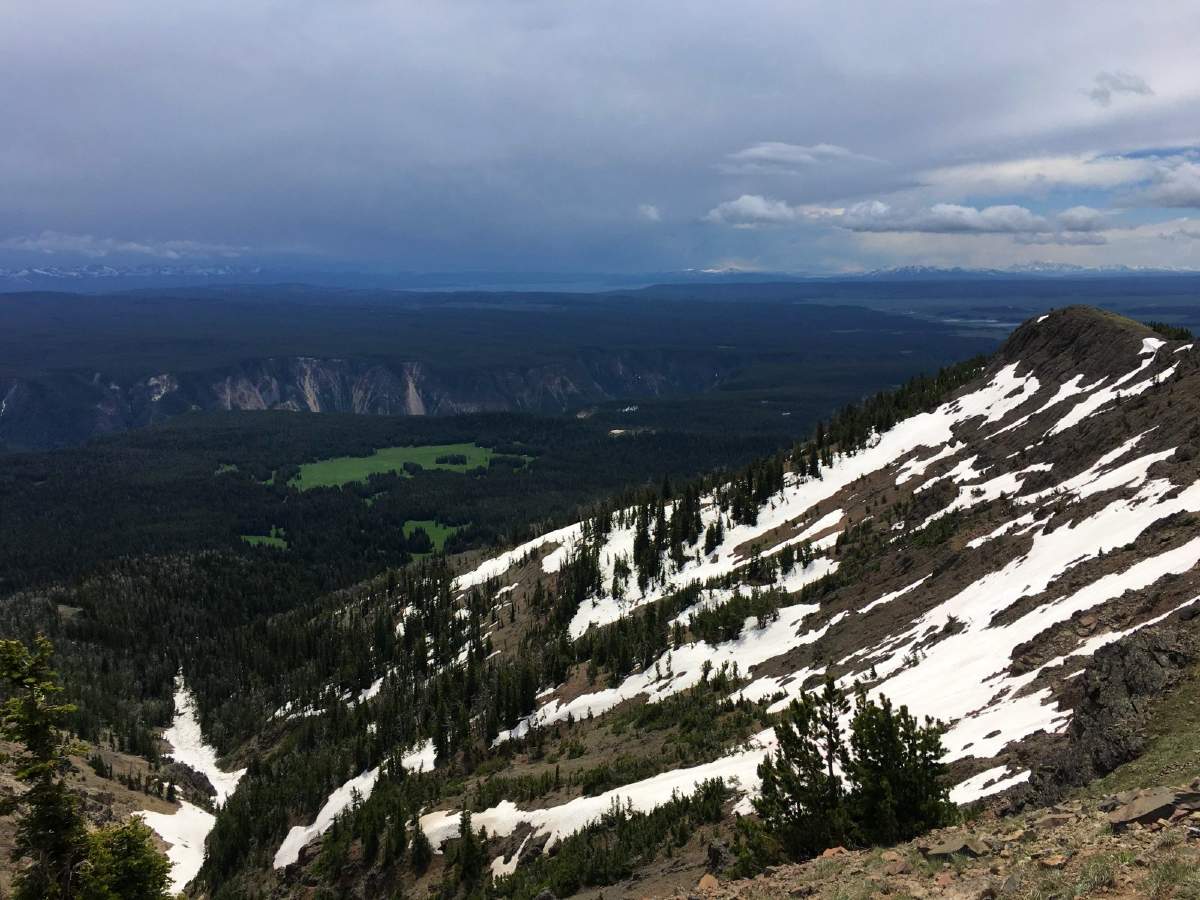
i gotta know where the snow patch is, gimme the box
[140,678,245,893]
[273,740,435,869]
[139,802,216,894]
[950,765,1031,805]
[859,575,930,614]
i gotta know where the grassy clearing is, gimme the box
[1147,854,1200,899]
[403,519,461,552]
[1076,661,1200,799]
[240,526,288,550]
[290,442,512,490]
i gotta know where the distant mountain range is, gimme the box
[848,262,1200,280]
[3,261,1199,293]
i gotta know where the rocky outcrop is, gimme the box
[673,784,1200,899]
[1023,622,1200,805]
[1102,784,1200,830]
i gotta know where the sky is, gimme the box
[2,0,1199,274]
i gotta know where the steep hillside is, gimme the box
[0,350,750,451]
[118,306,1200,897]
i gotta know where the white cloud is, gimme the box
[1055,205,1109,231]
[703,194,808,227]
[850,216,1200,271]
[637,203,662,222]
[838,201,1049,234]
[1086,70,1153,107]
[1125,160,1200,208]
[721,142,879,174]
[921,153,1154,196]
[705,195,1126,247]
[0,230,245,259]
[1160,225,1200,242]
[1015,232,1107,247]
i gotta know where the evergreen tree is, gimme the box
[0,635,91,900]
[410,821,433,874]
[0,636,171,900]
[845,688,955,846]
[752,681,848,859]
[455,807,484,887]
[79,818,171,900]
[703,520,721,555]
[754,680,953,862]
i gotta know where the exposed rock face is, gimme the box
[1023,623,1200,805]
[0,349,743,450]
[161,761,218,806]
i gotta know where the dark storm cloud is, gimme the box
[1,1,1198,272]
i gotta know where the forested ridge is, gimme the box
[0,347,989,898]
[190,355,984,896]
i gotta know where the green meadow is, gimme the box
[290,442,503,490]
[240,526,288,549]
[403,519,462,552]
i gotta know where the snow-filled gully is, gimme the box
[140,678,246,894]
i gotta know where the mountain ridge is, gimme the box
[141,304,1200,898]
[6,305,1198,898]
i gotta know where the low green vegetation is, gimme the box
[240,526,288,549]
[1144,320,1194,342]
[290,442,519,490]
[402,519,461,553]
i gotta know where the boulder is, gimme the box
[1105,787,1200,831]
[883,857,912,875]
[706,839,732,871]
[1022,625,1200,807]
[1032,812,1074,830]
[697,872,720,893]
[924,833,991,859]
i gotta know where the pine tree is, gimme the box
[410,821,433,874]
[455,807,483,887]
[845,689,954,846]
[1,636,171,900]
[0,635,90,900]
[754,680,953,862]
[79,818,171,900]
[752,681,848,859]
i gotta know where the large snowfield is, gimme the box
[185,314,1196,881]
[411,326,1200,860]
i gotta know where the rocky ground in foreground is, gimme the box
[661,782,1200,900]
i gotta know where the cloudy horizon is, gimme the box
[3,1,1198,274]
